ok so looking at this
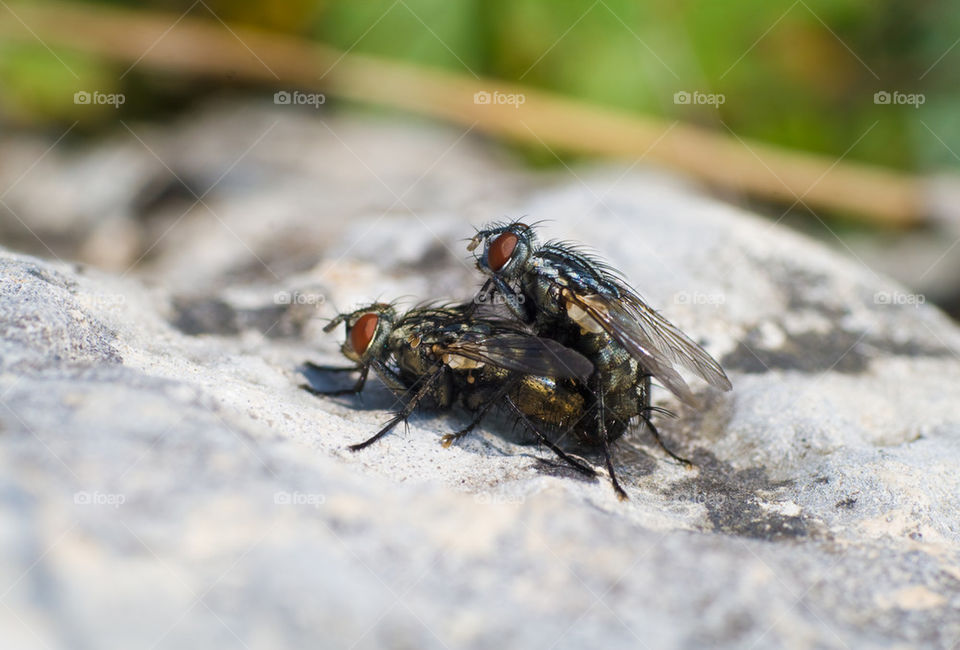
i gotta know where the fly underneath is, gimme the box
[300,303,602,481]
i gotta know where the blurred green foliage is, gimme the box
[1,0,957,172]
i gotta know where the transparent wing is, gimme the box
[618,289,731,388]
[566,288,731,404]
[439,333,593,381]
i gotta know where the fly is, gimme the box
[301,303,599,478]
[468,221,732,499]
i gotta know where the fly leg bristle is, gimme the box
[594,378,628,500]
[641,416,692,467]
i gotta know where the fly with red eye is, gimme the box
[297,303,398,402]
[486,231,518,272]
[350,312,379,356]
[468,220,732,499]
[300,303,600,478]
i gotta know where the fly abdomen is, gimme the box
[510,376,585,431]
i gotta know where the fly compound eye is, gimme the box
[350,313,379,356]
[487,231,519,272]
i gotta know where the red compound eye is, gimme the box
[488,232,518,272]
[350,313,379,355]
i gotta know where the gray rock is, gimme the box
[1,109,960,650]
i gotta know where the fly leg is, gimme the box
[300,365,369,397]
[348,367,444,451]
[440,380,514,448]
[491,275,536,323]
[642,416,692,466]
[639,375,691,466]
[503,395,596,478]
[463,278,494,317]
[439,408,486,448]
[593,373,628,500]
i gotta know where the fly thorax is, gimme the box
[391,332,428,376]
[526,274,559,317]
[397,347,427,375]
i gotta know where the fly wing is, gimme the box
[439,334,593,381]
[617,289,732,390]
[565,288,731,404]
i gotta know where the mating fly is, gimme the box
[301,303,598,477]
[468,221,732,499]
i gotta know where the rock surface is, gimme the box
[2,104,960,649]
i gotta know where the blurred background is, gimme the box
[2,0,959,315]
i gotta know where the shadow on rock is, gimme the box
[666,450,811,541]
